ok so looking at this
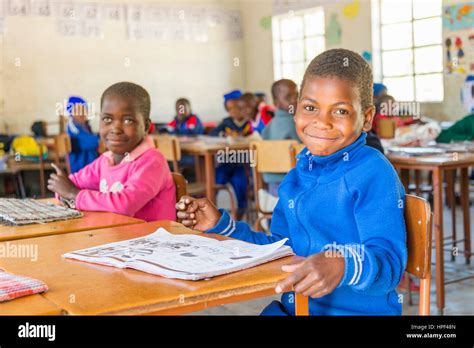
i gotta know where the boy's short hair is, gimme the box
[302,49,373,111]
[239,92,258,105]
[176,98,190,106]
[271,79,296,101]
[101,82,151,119]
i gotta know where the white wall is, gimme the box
[1,0,245,134]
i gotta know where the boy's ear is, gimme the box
[362,105,376,132]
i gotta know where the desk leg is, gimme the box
[400,169,410,192]
[194,155,203,183]
[460,168,471,265]
[433,168,445,315]
[204,152,216,203]
[446,170,457,262]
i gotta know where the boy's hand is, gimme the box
[47,164,80,200]
[176,195,221,231]
[275,250,345,298]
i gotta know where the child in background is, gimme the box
[66,96,100,173]
[210,90,260,219]
[177,49,407,316]
[255,92,275,125]
[238,93,269,134]
[262,79,300,196]
[48,82,176,222]
[164,98,204,135]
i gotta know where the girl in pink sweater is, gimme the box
[48,82,176,222]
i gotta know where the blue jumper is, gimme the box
[206,132,407,315]
[67,120,99,173]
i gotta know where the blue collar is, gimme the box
[296,132,367,169]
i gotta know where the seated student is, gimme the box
[48,82,176,222]
[177,49,407,316]
[164,98,204,135]
[210,91,260,219]
[65,96,100,173]
[238,93,268,134]
[262,79,299,196]
[255,92,275,124]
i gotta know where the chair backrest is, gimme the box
[153,135,181,172]
[250,140,297,214]
[53,134,72,174]
[295,194,433,316]
[171,172,187,202]
[250,140,298,173]
[289,143,305,167]
[404,194,432,315]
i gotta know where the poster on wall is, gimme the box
[443,3,474,31]
[31,0,51,17]
[8,0,30,16]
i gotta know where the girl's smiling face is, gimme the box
[295,76,375,156]
[100,95,150,157]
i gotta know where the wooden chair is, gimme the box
[38,134,72,197]
[250,140,298,230]
[152,135,237,218]
[294,194,432,315]
[378,118,397,139]
[153,135,181,172]
[171,172,187,202]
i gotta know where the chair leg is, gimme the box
[253,216,263,231]
[219,186,237,220]
[419,277,431,316]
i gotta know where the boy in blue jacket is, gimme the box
[66,96,99,173]
[176,49,407,316]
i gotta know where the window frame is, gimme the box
[272,7,326,83]
[374,0,443,103]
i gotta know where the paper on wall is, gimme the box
[8,0,30,16]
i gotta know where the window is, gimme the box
[372,0,443,102]
[272,7,325,84]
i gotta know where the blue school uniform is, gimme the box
[206,132,407,315]
[67,120,99,173]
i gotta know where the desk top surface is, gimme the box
[0,199,144,242]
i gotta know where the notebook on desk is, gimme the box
[63,228,294,281]
[0,199,82,226]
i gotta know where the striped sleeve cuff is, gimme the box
[205,209,236,237]
[323,244,364,288]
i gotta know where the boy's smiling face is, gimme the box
[100,95,150,157]
[295,76,374,156]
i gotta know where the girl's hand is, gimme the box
[176,195,221,231]
[47,164,80,200]
[275,250,345,298]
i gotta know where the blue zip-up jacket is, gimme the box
[206,132,407,315]
[67,120,99,174]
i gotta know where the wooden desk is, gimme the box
[0,294,64,315]
[388,152,474,314]
[179,137,250,203]
[0,199,144,242]
[0,221,294,315]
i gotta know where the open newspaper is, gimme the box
[63,228,294,280]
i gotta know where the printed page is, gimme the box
[63,228,293,280]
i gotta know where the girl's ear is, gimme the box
[144,118,151,134]
[362,105,376,132]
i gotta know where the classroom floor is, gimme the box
[193,190,474,316]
